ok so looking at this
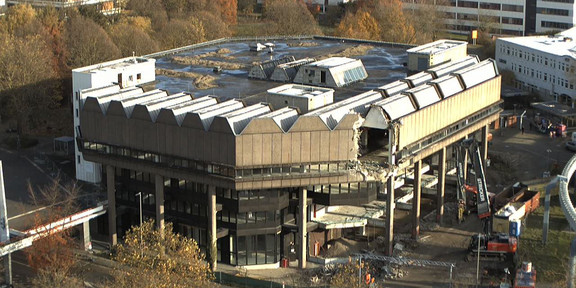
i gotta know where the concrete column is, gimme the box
[106,165,117,246]
[155,175,165,233]
[412,160,422,240]
[436,147,446,226]
[385,175,395,255]
[463,145,469,185]
[208,185,217,271]
[481,125,489,167]
[81,221,92,251]
[298,187,307,269]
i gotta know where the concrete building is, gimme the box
[402,0,576,36]
[76,37,501,270]
[293,57,368,88]
[6,0,120,14]
[72,57,156,183]
[495,27,576,102]
[266,84,334,113]
[407,40,468,73]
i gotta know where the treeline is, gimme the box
[0,0,450,135]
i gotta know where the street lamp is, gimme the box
[547,149,552,171]
[136,192,143,257]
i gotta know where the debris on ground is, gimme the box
[156,68,218,90]
[322,45,374,59]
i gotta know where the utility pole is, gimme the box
[136,192,143,257]
[0,162,12,287]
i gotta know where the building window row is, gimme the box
[232,234,279,266]
[537,7,570,16]
[501,17,523,25]
[235,162,350,179]
[479,2,500,10]
[81,140,235,178]
[117,190,156,206]
[219,209,282,225]
[308,182,379,195]
[457,0,478,8]
[457,13,478,21]
[501,4,523,12]
[166,198,207,218]
[512,63,574,89]
[542,0,574,3]
[541,21,571,30]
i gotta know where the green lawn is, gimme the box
[517,183,575,287]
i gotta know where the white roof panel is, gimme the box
[429,75,464,98]
[427,55,479,78]
[374,94,416,121]
[376,80,411,97]
[453,59,498,89]
[404,72,433,88]
[405,85,441,109]
[259,107,300,132]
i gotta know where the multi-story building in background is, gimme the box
[402,0,576,36]
[495,27,576,102]
[6,0,121,14]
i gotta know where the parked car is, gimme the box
[566,141,576,152]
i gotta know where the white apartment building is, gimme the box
[72,57,156,183]
[495,27,576,102]
[402,0,576,36]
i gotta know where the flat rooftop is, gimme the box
[152,39,408,102]
[267,84,333,98]
[406,39,467,55]
[498,27,576,58]
[73,57,152,73]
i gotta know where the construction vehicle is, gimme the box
[455,138,492,233]
[466,233,518,262]
[456,139,519,262]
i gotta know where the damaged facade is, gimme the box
[75,42,501,269]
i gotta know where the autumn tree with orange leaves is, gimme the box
[24,179,83,287]
[337,10,381,40]
[337,0,415,44]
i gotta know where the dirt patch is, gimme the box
[156,68,218,90]
[321,44,374,59]
[170,48,248,70]
[287,42,319,47]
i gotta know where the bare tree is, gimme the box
[0,34,58,134]
[24,178,83,287]
[156,17,205,50]
[108,22,160,57]
[65,15,121,68]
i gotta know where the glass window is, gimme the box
[257,235,266,264]
[266,234,275,263]
[237,236,246,265]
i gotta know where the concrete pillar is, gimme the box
[436,147,446,226]
[298,187,307,269]
[208,185,217,271]
[106,165,117,246]
[412,160,422,240]
[481,125,489,167]
[463,145,469,185]
[81,221,92,251]
[155,174,165,233]
[385,175,395,255]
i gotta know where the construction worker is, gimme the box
[458,199,465,223]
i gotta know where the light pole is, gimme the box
[136,192,143,257]
[547,149,552,172]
